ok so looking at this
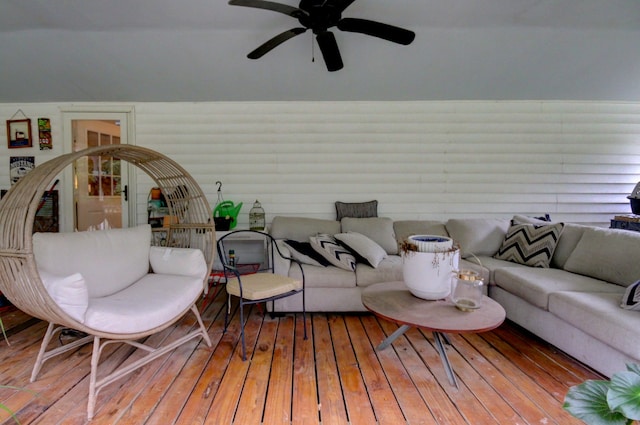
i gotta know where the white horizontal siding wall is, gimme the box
[2,101,639,230]
[134,101,640,226]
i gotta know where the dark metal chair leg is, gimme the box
[239,300,246,361]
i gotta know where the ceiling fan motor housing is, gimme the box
[298,0,342,33]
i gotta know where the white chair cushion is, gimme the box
[33,225,151,298]
[39,270,89,323]
[226,273,302,300]
[84,274,202,334]
[149,246,208,280]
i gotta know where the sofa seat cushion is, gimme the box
[549,291,638,360]
[84,273,202,334]
[356,256,404,287]
[467,256,527,285]
[288,264,357,289]
[493,267,624,310]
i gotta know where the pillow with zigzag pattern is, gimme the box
[309,233,356,271]
[493,222,564,268]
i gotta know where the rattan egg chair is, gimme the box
[0,145,216,419]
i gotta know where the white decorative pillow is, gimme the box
[621,280,640,311]
[284,240,331,267]
[309,233,356,271]
[334,232,387,268]
[39,270,89,323]
[494,222,564,268]
[149,246,208,280]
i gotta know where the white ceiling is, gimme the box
[1,0,639,102]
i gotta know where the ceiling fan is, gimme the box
[229,0,416,72]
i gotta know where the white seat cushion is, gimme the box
[84,273,202,334]
[226,273,302,300]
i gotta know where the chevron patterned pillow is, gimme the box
[310,233,357,271]
[494,222,564,268]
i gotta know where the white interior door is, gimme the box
[73,120,125,230]
[62,109,134,232]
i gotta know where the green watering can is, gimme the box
[213,200,242,229]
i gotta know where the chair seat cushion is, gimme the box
[226,273,302,300]
[84,273,203,334]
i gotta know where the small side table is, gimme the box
[611,215,640,232]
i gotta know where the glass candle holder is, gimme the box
[451,270,484,312]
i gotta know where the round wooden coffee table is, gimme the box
[362,281,506,388]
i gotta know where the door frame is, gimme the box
[61,106,136,232]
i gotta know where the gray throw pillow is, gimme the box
[335,200,378,221]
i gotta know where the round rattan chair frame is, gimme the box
[0,144,216,339]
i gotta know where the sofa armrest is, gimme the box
[273,240,292,276]
[149,246,208,281]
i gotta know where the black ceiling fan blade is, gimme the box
[248,27,307,59]
[337,18,415,45]
[316,31,343,72]
[229,0,306,19]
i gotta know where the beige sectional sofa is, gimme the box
[268,214,640,378]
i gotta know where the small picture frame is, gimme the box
[6,118,32,148]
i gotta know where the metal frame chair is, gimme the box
[217,230,306,360]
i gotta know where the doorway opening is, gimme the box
[62,109,134,232]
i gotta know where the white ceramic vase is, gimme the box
[402,235,460,300]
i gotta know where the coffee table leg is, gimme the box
[377,324,411,350]
[433,332,458,389]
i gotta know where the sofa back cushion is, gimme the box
[33,225,151,298]
[564,227,640,287]
[393,220,448,245]
[270,216,340,242]
[341,217,398,255]
[445,218,511,258]
[550,223,589,269]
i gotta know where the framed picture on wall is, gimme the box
[6,118,32,148]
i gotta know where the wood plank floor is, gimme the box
[0,288,602,424]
